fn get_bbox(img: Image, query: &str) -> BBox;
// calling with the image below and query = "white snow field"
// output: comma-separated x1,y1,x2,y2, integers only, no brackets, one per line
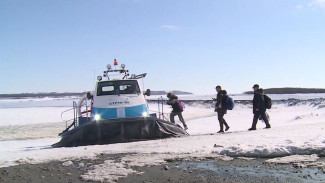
0,94,325,182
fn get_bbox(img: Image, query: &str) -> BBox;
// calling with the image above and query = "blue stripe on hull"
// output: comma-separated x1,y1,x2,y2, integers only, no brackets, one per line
92,104,148,119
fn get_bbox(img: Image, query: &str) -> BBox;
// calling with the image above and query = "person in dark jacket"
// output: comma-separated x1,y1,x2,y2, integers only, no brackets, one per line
213,86,230,133
251,84,260,115
249,87,271,130
166,93,188,130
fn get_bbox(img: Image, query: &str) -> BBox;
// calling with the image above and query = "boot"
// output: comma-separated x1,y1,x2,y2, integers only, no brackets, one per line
264,123,271,129
219,122,224,133
249,119,258,131
225,126,230,131
224,120,230,131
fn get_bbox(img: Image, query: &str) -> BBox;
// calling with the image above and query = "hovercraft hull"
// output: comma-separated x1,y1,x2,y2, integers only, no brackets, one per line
52,117,188,147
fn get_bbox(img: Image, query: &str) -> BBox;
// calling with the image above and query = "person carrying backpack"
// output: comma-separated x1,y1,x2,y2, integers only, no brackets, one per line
166,93,188,130
249,87,271,130
213,86,230,133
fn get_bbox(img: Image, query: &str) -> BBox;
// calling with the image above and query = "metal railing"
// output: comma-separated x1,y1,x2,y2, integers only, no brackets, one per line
157,96,169,121
59,101,78,136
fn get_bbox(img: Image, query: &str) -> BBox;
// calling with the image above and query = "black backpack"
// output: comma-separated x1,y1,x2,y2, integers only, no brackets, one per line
264,95,272,109
225,95,235,110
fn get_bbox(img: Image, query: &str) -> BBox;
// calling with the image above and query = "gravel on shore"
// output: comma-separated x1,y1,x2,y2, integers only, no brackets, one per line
1,154,325,183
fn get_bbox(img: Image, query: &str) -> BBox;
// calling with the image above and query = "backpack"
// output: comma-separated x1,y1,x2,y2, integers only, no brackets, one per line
264,95,272,109
178,100,185,111
225,95,235,110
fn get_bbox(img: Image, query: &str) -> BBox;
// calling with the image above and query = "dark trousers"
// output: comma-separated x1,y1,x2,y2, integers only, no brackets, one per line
217,111,229,131
251,113,270,129
170,112,186,127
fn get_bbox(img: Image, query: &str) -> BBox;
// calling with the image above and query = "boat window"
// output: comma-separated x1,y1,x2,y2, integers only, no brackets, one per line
97,82,116,96
102,86,114,92
120,85,135,94
97,80,140,96
119,81,140,94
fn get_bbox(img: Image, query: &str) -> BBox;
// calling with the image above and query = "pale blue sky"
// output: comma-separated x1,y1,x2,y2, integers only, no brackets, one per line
0,0,324,94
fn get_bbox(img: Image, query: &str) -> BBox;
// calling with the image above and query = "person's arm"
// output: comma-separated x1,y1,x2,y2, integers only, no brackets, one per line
221,95,227,109
215,93,222,108
256,95,261,111
166,100,172,105
166,99,177,105
253,94,258,111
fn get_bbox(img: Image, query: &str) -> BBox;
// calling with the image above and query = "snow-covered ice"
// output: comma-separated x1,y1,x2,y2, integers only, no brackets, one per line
0,94,324,182
146,93,325,101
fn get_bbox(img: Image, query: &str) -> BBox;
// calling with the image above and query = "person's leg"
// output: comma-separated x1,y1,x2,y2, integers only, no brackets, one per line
261,113,271,128
217,112,224,132
170,112,176,123
265,112,270,122
249,113,259,130
223,118,230,131
220,109,229,131
177,112,187,129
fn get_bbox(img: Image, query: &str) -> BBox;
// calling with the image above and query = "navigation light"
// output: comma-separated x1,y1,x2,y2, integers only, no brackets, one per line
94,114,101,121
142,112,148,117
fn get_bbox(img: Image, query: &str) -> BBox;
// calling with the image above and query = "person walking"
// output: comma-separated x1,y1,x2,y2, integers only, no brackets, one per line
214,86,230,133
166,93,188,130
249,87,271,130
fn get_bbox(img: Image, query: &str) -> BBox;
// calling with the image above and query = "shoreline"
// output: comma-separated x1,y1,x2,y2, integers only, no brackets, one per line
1,153,324,183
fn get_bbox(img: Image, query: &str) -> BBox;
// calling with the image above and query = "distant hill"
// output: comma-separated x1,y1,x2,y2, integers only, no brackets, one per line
0,90,193,99
244,88,325,94
0,92,87,99
150,90,193,95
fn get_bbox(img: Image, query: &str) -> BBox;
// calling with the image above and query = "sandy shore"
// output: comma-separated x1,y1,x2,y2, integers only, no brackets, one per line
1,153,325,183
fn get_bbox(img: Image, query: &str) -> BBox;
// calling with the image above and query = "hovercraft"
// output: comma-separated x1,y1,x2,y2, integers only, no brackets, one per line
52,60,188,147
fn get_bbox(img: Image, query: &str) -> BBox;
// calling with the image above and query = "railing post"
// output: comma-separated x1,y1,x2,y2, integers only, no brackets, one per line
158,96,161,119
73,101,77,127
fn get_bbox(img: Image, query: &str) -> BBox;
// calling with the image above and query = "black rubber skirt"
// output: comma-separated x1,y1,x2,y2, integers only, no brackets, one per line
52,117,188,147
